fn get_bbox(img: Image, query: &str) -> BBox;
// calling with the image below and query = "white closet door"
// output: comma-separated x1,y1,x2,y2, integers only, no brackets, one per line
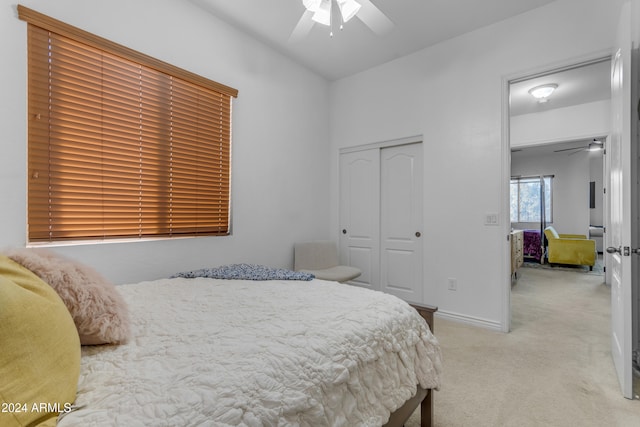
380,143,423,303
339,149,380,290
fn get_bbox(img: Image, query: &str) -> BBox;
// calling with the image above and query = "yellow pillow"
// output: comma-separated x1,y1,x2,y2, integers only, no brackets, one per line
0,255,80,427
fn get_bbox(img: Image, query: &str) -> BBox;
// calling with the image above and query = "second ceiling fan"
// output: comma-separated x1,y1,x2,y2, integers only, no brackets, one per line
553,139,604,155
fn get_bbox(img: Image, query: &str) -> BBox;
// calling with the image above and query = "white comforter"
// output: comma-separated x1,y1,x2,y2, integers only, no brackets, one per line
58,278,442,427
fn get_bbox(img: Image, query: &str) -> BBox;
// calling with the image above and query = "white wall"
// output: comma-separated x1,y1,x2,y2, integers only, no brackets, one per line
329,0,624,330
511,151,594,236
1,0,626,330
0,0,331,284
511,100,611,147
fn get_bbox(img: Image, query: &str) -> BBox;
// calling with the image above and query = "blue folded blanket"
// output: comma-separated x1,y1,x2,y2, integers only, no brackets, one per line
171,263,315,281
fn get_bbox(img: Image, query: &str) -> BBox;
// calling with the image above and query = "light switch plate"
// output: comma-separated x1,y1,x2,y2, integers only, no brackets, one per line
485,213,499,226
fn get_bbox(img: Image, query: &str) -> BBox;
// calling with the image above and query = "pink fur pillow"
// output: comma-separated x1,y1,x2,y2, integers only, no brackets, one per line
4,248,130,345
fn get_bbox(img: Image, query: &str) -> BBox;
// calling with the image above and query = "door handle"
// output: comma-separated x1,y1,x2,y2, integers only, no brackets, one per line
415,232,421,238
606,246,621,254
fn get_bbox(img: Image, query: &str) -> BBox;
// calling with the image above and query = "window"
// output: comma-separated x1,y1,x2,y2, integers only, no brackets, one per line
510,176,553,223
19,6,238,243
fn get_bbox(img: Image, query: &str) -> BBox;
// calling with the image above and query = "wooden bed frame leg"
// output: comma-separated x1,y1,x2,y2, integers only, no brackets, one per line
409,303,437,427
420,390,433,427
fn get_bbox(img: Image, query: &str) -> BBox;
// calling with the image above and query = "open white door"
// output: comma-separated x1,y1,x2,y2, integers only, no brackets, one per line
608,0,638,399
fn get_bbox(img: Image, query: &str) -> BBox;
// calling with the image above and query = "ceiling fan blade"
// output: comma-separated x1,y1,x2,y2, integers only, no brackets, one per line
554,146,588,153
356,0,394,36
288,10,315,43
568,148,587,156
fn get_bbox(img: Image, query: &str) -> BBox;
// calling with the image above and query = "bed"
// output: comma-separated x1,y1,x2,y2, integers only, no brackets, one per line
1,252,442,427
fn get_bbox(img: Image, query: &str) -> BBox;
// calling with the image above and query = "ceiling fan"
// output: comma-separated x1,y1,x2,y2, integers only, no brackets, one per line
289,0,393,42
553,139,604,155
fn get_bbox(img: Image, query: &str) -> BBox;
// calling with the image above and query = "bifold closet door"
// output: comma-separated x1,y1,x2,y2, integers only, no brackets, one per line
339,149,380,290
380,143,423,303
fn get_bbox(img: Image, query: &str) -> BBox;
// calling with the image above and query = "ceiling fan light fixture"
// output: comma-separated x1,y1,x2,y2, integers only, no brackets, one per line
311,0,332,26
303,0,322,12
337,0,361,23
528,83,558,101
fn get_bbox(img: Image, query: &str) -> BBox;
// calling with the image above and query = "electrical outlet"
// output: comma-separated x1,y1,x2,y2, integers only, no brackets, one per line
447,278,457,291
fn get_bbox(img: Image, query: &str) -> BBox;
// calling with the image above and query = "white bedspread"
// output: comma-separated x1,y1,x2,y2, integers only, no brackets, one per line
58,278,442,427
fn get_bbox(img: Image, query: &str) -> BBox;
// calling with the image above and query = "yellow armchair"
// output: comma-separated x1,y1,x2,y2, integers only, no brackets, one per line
544,226,597,270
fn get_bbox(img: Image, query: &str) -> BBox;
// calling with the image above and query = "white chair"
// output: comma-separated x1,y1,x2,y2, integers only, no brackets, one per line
294,241,361,282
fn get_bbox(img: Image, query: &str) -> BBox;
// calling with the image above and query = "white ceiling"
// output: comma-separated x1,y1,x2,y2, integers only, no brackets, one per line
190,0,557,81
187,0,612,157
509,58,612,117
510,59,612,157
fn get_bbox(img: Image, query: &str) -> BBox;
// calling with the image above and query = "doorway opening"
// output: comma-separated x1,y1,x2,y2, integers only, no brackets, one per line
503,54,612,334
504,54,636,396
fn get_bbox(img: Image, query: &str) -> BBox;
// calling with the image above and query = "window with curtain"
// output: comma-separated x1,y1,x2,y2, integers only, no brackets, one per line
510,176,553,223
19,6,238,243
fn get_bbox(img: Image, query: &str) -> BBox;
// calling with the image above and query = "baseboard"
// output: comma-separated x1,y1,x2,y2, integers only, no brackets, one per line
435,310,503,331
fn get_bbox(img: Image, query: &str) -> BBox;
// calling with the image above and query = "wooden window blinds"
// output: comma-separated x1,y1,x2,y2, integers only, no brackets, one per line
19,6,238,242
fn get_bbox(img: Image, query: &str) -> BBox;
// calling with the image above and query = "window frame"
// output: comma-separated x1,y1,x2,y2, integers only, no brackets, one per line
19,5,238,244
510,175,554,224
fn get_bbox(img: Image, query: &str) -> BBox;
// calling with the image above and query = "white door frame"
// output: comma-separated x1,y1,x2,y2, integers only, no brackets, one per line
500,51,613,333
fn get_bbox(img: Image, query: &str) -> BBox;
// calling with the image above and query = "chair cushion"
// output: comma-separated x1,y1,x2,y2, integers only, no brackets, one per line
0,255,80,427
544,226,559,239
300,265,361,282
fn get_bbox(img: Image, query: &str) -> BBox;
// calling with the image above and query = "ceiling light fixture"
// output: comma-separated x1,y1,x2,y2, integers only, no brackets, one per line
587,139,603,151
336,0,361,23
528,83,558,103
303,0,362,36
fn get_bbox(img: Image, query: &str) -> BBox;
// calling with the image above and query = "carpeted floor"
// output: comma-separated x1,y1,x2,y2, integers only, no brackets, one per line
406,266,640,426
520,254,605,275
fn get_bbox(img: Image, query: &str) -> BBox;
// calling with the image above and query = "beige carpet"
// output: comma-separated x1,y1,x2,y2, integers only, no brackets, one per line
520,253,605,275
406,267,640,426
